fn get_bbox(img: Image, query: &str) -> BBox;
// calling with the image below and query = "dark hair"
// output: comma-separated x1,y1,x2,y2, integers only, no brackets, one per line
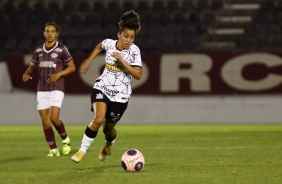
45,22,59,32
118,10,141,34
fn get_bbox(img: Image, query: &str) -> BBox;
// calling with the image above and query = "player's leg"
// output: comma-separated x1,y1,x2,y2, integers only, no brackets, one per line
49,90,71,155
71,101,107,163
83,101,107,151
37,91,59,157
99,101,128,161
99,121,117,161
50,106,71,155
38,108,60,156
103,121,117,143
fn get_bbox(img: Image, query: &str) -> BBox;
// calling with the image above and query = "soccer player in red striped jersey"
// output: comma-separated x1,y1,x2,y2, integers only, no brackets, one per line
71,10,142,163
22,22,76,157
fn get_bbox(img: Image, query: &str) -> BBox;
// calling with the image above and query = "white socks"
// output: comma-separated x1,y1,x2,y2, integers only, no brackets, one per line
79,134,94,153
79,134,115,153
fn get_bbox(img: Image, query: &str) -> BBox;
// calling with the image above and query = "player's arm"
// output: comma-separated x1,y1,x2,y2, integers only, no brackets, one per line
112,52,142,80
22,62,37,82
81,42,103,74
47,60,76,86
57,60,76,77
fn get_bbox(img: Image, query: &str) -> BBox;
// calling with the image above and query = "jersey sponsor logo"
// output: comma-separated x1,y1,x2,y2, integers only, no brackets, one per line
105,63,123,72
96,93,103,99
51,53,58,58
39,61,56,68
102,86,119,97
54,48,63,52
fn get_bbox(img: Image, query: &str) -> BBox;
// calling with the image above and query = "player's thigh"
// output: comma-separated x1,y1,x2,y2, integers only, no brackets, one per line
93,102,107,122
50,90,64,108
37,91,50,110
91,89,109,120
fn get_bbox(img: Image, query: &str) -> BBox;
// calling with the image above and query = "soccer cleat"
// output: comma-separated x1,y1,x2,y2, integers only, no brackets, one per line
71,150,85,163
99,142,114,161
47,149,60,157
62,137,71,155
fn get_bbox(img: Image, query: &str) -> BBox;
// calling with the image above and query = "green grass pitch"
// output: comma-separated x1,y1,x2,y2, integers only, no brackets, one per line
0,124,282,184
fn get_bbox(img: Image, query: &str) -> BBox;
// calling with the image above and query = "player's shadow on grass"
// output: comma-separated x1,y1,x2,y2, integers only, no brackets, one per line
74,164,121,170
72,163,154,173
1,156,35,163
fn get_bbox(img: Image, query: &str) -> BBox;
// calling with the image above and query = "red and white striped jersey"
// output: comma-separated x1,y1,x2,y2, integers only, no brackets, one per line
31,41,72,92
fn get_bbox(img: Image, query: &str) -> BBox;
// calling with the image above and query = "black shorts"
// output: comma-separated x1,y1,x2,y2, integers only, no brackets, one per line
90,88,128,123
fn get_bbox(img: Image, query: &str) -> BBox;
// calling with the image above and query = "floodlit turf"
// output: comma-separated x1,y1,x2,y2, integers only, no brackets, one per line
0,124,282,184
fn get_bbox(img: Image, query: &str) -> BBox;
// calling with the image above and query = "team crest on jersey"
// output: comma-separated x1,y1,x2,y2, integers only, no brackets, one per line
51,53,58,58
96,93,103,99
110,112,120,121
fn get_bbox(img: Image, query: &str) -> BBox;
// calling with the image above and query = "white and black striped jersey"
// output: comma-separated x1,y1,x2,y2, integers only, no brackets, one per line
93,38,142,103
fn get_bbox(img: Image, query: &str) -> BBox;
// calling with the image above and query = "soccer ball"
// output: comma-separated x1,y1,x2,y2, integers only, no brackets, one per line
121,149,145,172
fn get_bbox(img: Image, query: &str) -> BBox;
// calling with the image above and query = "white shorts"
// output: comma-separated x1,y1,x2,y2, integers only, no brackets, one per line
37,90,65,110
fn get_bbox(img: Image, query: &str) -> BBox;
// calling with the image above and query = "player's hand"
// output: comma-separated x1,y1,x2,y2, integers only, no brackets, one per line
81,60,91,74
112,52,122,61
22,74,32,82
47,73,61,86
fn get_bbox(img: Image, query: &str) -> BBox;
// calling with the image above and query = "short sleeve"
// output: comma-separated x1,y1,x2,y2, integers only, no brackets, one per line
31,47,41,64
101,39,112,50
62,46,73,63
130,46,142,67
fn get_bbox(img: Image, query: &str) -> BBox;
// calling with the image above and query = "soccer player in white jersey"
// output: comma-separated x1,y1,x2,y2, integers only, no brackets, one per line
71,10,142,163
22,22,76,156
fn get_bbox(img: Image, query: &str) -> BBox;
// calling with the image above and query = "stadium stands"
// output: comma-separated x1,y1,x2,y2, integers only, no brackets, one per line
0,0,281,57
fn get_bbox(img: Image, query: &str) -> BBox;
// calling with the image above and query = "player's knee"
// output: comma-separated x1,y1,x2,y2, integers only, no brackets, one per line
41,119,51,129
93,116,105,125
50,116,59,124
41,116,49,124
